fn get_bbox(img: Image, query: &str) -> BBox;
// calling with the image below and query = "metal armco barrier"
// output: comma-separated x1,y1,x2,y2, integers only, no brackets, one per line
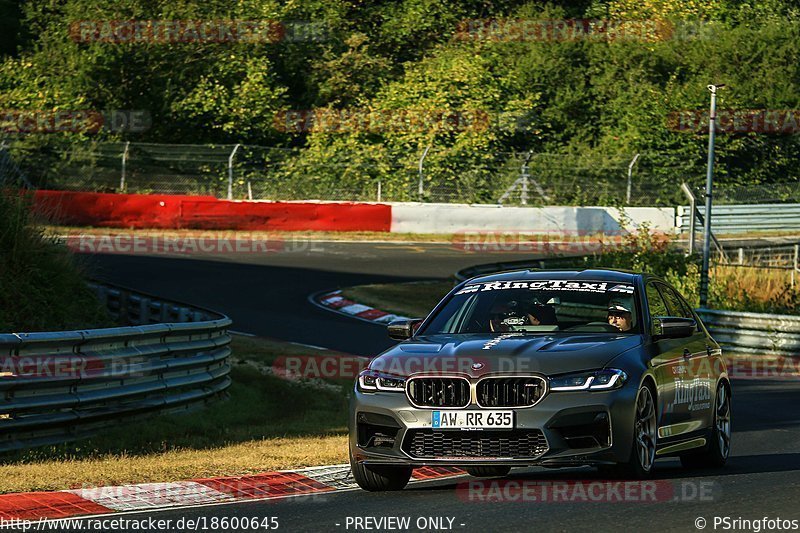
0,282,232,452
697,308,800,357
677,203,800,233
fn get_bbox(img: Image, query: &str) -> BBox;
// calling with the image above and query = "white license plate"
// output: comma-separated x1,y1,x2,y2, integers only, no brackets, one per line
431,410,514,429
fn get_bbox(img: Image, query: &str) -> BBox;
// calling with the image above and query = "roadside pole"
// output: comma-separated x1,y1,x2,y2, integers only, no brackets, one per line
700,84,723,307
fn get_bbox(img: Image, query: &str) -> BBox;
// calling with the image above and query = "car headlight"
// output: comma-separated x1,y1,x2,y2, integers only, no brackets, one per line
549,369,627,392
357,370,406,392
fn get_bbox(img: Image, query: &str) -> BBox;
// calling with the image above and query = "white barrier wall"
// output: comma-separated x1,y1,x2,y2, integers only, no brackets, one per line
389,203,676,234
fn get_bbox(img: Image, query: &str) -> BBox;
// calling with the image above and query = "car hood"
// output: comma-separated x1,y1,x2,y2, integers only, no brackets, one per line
368,333,642,378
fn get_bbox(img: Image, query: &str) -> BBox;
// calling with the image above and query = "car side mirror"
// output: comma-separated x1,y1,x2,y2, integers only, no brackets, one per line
653,316,696,339
387,319,424,340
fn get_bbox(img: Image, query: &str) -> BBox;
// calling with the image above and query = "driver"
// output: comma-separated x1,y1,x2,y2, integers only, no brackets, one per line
607,299,633,332
489,298,556,332
488,298,535,332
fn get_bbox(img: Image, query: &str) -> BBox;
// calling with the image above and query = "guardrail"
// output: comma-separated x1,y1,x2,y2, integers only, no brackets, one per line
454,260,798,357
677,203,800,234
0,282,232,452
697,308,800,357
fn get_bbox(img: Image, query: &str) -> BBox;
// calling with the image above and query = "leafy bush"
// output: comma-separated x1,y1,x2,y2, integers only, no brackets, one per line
0,191,110,332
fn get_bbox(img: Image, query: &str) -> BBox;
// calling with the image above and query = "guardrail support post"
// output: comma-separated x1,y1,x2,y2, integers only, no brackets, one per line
139,297,150,325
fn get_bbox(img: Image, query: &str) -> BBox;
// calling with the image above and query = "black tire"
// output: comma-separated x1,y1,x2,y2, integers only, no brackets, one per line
465,466,512,478
350,453,412,491
598,383,658,479
680,382,731,469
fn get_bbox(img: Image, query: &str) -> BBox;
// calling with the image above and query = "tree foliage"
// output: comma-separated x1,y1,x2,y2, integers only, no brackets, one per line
2,0,800,201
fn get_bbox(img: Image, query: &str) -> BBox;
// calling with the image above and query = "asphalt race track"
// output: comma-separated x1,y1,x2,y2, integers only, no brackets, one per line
79,241,800,532
81,240,542,356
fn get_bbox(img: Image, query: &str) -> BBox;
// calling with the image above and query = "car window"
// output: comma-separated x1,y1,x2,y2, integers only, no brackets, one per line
645,283,668,318
657,284,694,320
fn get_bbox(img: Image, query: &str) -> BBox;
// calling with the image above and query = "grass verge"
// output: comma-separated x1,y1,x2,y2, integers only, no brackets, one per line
0,335,354,494
341,281,452,318
48,225,458,243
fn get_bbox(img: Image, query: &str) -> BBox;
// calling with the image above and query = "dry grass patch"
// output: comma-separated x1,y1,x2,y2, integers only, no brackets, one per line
0,436,347,493
341,281,453,318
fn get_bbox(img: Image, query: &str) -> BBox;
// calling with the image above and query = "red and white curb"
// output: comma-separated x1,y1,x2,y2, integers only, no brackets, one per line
0,465,465,521
312,290,409,324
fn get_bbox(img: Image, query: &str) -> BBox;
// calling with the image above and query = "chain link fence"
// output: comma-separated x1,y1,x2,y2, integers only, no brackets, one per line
0,142,33,188
3,139,798,207
711,182,800,205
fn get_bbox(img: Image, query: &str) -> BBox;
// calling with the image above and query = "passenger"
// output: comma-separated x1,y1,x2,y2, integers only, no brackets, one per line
607,299,633,332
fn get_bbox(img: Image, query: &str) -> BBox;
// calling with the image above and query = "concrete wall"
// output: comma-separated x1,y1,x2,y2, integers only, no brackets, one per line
390,203,676,234
34,191,676,234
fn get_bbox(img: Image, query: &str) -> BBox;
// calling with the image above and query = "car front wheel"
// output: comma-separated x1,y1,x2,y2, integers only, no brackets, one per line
599,383,657,479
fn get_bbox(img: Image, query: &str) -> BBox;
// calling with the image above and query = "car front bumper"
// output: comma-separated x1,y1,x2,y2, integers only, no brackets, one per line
349,383,638,467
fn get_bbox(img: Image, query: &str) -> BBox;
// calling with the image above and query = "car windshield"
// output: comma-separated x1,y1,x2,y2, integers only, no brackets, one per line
421,279,640,335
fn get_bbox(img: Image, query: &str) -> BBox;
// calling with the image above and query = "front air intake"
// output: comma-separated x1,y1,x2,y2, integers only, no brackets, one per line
406,377,471,408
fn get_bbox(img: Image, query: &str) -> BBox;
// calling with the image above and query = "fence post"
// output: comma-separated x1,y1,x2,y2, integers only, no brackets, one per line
418,144,431,201
120,141,130,193
377,179,382,202
626,153,640,205
227,144,241,200
520,152,531,205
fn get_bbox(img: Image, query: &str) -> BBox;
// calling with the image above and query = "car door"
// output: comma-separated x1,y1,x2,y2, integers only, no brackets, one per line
644,282,685,438
656,283,715,433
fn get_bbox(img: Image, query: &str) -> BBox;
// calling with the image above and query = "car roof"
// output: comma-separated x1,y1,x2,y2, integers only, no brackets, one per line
466,268,641,285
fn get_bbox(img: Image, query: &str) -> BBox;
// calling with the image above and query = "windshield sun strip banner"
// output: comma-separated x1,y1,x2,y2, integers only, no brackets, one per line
455,280,634,295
